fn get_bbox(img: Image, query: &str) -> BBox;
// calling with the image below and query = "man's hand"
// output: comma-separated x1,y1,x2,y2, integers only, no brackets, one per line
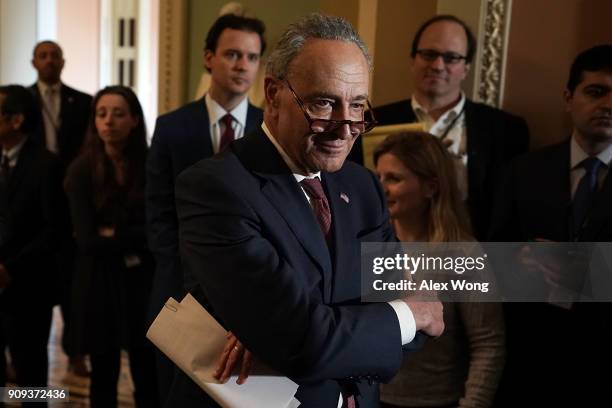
98,227,115,237
213,331,253,385
0,264,12,289
403,300,444,337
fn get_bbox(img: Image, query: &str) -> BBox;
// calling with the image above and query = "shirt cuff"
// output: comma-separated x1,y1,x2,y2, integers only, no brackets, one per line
388,300,416,345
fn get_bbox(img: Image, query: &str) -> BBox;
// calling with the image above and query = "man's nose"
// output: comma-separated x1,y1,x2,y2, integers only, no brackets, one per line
234,56,248,70
430,55,446,70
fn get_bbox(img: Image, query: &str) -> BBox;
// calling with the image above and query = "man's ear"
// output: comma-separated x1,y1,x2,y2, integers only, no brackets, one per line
203,50,213,71
461,63,471,80
564,88,573,112
10,114,25,132
264,77,282,110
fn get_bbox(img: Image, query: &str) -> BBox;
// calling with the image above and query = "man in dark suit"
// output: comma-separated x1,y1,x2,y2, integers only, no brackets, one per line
30,40,92,169
146,14,266,405
0,85,68,407
350,15,529,240
29,40,92,375
170,14,444,408
489,45,612,406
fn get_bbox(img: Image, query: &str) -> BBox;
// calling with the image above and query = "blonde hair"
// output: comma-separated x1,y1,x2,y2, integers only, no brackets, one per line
373,131,473,242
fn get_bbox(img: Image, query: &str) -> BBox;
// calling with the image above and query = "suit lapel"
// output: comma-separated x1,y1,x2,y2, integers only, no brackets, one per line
195,97,214,156
245,103,262,134
233,129,333,299
580,161,612,240
323,172,351,302
543,142,572,240
465,100,488,200
6,137,34,197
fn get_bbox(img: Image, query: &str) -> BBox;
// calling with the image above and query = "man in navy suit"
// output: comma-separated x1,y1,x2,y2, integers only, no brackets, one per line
0,85,68,407
145,13,266,405
171,14,444,408
29,40,92,376
29,40,92,169
490,45,612,406
349,15,529,240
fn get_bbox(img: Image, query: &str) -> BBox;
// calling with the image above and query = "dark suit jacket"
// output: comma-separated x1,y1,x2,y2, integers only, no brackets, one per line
173,127,423,407
0,179,9,248
349,98,529,240
145,98,263,318
0,136,68,307
29,83,92,169
489,139,612,406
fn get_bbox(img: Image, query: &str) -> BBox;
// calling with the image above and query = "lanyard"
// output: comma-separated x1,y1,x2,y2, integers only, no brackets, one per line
438,105,465,141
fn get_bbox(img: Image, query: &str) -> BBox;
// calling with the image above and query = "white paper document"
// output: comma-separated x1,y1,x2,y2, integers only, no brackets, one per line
147,294,299,407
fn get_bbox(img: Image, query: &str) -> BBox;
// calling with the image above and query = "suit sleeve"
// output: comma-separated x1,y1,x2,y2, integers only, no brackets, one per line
505,115,530,160
0,179,9,247
145,117,185,301
4,156,67,273
176,168,403,383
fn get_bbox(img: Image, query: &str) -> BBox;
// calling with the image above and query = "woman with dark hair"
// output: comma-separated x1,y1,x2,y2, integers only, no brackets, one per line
374,132,505,408
65,86,158,408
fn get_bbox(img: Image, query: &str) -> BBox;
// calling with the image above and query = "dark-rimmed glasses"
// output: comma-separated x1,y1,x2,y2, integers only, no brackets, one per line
285,80,377,136
415,49,467,65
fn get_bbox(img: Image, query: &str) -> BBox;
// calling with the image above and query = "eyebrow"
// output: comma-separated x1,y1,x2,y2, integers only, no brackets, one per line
304,91,369,101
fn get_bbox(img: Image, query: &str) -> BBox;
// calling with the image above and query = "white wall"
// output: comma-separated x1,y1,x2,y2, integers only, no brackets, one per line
0,0,38,85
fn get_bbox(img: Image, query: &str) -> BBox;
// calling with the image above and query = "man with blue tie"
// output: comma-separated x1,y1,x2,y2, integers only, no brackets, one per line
170,13,444,408
145,13,266,405
490,44,612,406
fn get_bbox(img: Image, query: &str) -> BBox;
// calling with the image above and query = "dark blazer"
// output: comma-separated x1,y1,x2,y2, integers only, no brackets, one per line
29,83,92,169
0,136,68,305
349,98,529,240
0,178,9,248
489,139,612,406
146,98,263,318
171,127,425,407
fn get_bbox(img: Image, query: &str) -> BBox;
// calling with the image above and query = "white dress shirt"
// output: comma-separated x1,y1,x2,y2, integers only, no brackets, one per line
1,136,28,170
569,134,612,198
205,94,249,154
37,81,61,154
412,94,469,200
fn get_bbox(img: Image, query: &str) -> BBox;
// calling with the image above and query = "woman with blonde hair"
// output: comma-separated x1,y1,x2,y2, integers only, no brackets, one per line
374,131,505,408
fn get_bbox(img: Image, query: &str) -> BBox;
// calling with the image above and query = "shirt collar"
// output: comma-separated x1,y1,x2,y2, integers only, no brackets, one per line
570,132,612,169
2,136,28,163
205,93,248,128
411,92,466,121
37,80,61,95
260,122,321,182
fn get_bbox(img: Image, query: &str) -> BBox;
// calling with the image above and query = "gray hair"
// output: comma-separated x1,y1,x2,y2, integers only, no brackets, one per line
266,13,372,79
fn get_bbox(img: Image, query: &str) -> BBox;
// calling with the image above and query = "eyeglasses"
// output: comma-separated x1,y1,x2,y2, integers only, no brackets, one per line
284,80,377,136
415,49,467,65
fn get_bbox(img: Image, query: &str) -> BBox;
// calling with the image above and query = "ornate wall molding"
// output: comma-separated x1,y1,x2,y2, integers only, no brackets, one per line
158,0,187,115
478,0,512,107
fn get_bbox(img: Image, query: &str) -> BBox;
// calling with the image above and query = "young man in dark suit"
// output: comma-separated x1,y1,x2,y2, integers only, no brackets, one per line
169,14,443,408
29,40,92,376
350,15,529,240
0,85,69,406
145,14,266,405
490,44,612,406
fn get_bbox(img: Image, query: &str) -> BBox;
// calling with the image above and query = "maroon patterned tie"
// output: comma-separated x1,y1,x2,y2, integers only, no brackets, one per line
219,114,235,152
300,178,332,245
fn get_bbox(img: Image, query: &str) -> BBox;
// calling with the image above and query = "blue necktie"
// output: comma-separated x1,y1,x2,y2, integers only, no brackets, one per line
572,157,603,237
